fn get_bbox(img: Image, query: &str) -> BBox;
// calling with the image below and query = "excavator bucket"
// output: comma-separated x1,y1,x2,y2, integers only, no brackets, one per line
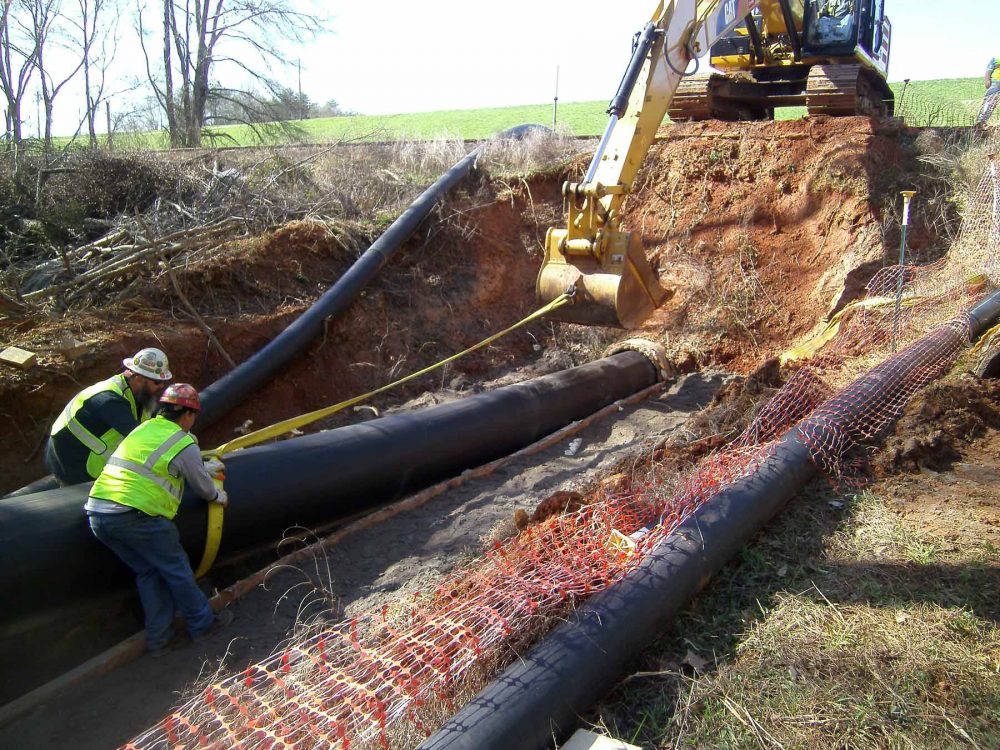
536,227,669,329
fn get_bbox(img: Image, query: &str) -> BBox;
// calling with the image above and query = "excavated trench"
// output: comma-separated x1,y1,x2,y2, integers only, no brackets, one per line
0,117,981,747
0,117,941,494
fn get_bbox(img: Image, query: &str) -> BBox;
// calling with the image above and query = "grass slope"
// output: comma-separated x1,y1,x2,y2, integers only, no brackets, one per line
589,482,1000,749
104,77,986,150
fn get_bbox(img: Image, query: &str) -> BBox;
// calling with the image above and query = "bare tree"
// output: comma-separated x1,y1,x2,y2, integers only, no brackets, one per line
74,0,116,148
25,0,85,150
138,0,323,148
0,0,38,144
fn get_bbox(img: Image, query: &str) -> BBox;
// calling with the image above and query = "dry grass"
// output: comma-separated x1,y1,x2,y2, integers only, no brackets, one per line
0,130,589,315
588,485,1000,750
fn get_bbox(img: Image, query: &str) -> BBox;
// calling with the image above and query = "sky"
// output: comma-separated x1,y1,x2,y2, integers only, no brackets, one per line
293,0,1000,116
32,0,1000,136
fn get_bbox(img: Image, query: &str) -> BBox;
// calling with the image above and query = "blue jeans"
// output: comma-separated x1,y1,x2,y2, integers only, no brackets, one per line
979,82,1000,125
89,511,215,649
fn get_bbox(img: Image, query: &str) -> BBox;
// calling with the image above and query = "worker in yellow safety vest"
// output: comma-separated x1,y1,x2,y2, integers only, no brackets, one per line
977,57,1000,127
86,383,232,656
45,347,172,485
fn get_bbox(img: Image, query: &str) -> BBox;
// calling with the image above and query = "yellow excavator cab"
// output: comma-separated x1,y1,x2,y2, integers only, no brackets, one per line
536,224,668,329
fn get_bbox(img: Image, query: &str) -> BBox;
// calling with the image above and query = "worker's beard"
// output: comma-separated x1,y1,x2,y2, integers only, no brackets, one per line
140,387,161,416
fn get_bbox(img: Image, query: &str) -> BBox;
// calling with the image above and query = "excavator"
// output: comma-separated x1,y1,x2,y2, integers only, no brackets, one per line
672,0,893,120
537,0,892,329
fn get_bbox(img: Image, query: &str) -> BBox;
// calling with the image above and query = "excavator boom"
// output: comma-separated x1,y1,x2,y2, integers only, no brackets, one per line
538,0,764,328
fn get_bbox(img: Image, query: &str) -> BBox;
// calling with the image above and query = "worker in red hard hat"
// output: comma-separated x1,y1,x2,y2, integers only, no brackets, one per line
45,347,173,486
86,383,233,657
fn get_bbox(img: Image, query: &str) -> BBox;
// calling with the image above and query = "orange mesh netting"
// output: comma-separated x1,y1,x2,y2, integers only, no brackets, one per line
124,139,1000,750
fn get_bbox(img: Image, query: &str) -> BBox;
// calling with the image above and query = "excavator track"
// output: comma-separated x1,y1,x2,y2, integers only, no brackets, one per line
806,64,893,118
668,74,715,121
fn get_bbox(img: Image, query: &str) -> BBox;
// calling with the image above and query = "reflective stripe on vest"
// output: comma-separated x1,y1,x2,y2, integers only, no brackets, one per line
90,418,195,519
50,374,142,479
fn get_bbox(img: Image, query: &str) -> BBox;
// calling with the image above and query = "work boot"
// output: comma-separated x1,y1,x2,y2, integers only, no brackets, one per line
148,633,184,658
192,608,234,642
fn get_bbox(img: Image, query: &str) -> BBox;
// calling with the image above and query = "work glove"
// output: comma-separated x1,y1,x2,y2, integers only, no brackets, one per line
212,488,229,508
203,457,226,477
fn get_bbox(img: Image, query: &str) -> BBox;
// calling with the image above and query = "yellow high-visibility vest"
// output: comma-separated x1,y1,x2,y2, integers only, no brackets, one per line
50,374,150,479
90,417,194,519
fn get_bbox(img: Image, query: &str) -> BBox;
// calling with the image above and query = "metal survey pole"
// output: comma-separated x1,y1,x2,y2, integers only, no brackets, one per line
552,65,559,129
892,190,916,351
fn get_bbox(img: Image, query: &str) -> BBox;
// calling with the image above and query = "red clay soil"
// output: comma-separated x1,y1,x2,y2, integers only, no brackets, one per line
0,117,925,494
627,116,921,371
0,175,564,493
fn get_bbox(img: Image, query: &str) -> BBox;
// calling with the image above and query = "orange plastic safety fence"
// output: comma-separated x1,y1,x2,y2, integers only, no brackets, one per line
123,138,1000,750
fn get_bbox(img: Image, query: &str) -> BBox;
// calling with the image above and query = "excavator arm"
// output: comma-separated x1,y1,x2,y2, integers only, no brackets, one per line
537,0,763,327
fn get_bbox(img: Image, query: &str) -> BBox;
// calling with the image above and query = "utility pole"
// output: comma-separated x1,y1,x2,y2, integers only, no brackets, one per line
298,58,304,120
552,65,559,129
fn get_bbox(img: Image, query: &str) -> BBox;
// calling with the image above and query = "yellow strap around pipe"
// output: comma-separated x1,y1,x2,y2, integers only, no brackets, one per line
780,274,989,365
193,502,224,578
970,320,1000,356
192,291,572,575
779,293,925,365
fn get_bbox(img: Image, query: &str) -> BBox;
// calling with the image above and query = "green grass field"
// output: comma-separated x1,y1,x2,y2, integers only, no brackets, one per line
104,77,986,150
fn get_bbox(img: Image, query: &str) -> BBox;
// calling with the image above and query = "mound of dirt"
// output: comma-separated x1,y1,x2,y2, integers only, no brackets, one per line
0,174,566,492
874,375,1000,475
628,117,937,372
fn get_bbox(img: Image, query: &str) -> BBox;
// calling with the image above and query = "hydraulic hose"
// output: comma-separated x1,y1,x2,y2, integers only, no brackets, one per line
418,289,1000,750
0,350,659,640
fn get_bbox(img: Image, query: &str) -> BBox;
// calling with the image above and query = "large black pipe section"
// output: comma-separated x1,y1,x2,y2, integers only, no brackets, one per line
196,124,546,429
3,125,546,499
419,290,1000,750
0,350,658,635
418,432,816,750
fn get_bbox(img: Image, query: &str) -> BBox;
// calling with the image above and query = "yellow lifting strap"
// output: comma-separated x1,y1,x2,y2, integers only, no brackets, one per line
779,293,925,365
780,274,988,365
970,319,1000,357
191,291,573,577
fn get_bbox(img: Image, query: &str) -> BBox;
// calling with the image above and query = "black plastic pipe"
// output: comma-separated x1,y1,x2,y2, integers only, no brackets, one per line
4,125,546,498
419,290,1000,750
417,432,816,750
0,350,658,635
196,124,546,429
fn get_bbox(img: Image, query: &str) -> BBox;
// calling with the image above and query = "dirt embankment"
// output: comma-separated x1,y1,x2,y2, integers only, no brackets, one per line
0,117,937,494
629,117,942,371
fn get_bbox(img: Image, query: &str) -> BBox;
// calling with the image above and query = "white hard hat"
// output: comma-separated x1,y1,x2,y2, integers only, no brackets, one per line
123,347,172,381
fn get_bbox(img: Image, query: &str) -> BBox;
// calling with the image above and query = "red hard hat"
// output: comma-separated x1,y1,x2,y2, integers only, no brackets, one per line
159,383,201,411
